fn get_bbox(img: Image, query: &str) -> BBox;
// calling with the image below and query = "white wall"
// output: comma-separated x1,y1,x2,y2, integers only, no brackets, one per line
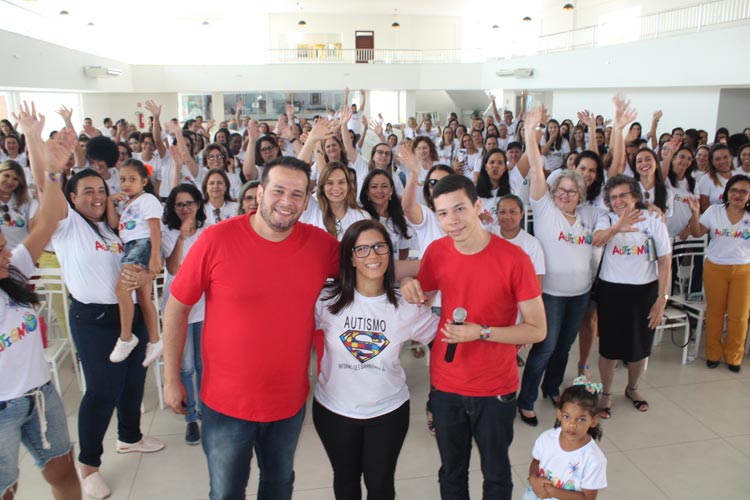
81,93,179,131
551,88,721,134
716,89,750,133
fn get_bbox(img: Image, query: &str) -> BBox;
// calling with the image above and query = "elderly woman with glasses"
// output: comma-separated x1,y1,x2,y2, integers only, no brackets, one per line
517,108,604,427
592,175,672,417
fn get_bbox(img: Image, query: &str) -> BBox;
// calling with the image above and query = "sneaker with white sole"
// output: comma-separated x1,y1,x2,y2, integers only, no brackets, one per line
115,436,165,454
142,339,163,367
78,469,111,499
109,335,139,363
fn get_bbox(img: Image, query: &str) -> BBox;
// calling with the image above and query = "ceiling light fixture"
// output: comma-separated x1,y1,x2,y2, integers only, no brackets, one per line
59,10,69,15
523,16,532,21
297,2,306,26
492,24,499,29
391,8,400,28
563,3,575,11
87,22,94,26
202,20,209,26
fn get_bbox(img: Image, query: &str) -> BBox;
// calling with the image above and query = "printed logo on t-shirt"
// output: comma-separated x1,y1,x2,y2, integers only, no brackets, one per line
538,463,579,492
0,310,38,353
119,205,140,232
339,316,389,364
714,227,750,240
673,193,694,204
611,244,649,256
95,240,124,253
0,215,26,228
558,231,593,245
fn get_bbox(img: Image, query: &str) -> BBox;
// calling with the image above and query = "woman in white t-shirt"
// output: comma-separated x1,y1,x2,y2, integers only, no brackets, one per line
0,126,81,500
301,162,368,240
161,184,207,444
694,145,710,182
539,119,571,173
359,169,413,260
313,219,439,500
368,143,405,197
203,143,241,201
0,160,38,251
632,148,673,219
1,134,27,167
21,108,163,498
697,144,735,212
592,175,672,418
202,168,239,226
410,137,441,206
476,148,511,232
241,121,282,182
664,146,698,238
687,174,750,372
518,112,603,427
437,127,458,165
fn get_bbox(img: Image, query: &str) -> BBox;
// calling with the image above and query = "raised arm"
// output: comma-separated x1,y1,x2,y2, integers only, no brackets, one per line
15,102,47,193
687,198,709,237
57,105,85,168
524,106,550,202
370,119,386,143
169,121,199,178
577,110,599,153
144,100,167,159
659,134,682,180
298,120,336,164
339,105,357,162
397,145,425,225
235,97,243,131
608,95,637,178
357,115,369,150
359,88,366,112
647,110,662,150
490,93,502,123
242,119,261,180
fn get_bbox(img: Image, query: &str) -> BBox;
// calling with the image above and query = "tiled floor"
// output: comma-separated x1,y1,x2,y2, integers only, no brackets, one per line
15,338,750,500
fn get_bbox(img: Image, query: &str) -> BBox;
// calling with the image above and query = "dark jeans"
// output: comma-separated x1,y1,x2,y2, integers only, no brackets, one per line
69,299,147,467
518,292,590,411
313,399,409,500
202,402,305,500
429,388,516,500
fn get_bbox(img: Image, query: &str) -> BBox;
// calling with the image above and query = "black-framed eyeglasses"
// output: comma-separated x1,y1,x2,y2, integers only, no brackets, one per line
206,154,225,161
0,204,10,222
353,242,390,258
374,149,391,156
555,188,579,198
260,146,276,153
427,178,440,187
175,201,196,210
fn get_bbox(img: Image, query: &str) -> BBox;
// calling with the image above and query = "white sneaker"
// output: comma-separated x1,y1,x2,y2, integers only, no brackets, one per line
78,469,111,499
115,436,165,454
142,339,163,367
109,336,139,363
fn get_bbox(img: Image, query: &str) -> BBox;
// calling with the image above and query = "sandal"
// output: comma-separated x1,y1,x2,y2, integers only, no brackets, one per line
577,364,591,378
625,385,649,412
598,392,612,419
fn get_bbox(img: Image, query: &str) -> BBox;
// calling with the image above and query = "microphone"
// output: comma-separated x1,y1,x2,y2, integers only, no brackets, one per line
444,307,467,363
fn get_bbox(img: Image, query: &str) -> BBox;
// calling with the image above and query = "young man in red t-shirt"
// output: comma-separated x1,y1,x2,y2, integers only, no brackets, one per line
162,157,339,500
401,174,546,500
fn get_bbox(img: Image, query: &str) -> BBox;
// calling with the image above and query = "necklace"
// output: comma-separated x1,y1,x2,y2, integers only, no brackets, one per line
561,208,576,218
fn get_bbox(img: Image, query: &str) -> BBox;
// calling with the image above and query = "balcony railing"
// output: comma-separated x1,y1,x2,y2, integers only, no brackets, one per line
266,0,750,64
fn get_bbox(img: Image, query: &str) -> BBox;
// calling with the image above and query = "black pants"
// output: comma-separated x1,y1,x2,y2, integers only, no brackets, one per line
313,399,410,500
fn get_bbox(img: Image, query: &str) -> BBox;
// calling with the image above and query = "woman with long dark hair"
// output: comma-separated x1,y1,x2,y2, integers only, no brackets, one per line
697,144,735,212
313,220,438,500
539,119,571,173
202,168,238,226
0,160,37,251
162,184,208,444
476,148,511,231
359,169,412,260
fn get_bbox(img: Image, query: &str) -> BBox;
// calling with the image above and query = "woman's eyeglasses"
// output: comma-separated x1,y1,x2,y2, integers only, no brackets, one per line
353,242,390,258
260,146,277,153
555,188,579,198
175,201,197,210
427,178,440,187
206,154,225,161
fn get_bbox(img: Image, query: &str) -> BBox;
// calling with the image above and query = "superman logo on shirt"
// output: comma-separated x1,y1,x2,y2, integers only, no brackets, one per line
340,330,390,363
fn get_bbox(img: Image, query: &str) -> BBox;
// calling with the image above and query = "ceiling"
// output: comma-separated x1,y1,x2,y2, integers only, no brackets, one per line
0,0,683,65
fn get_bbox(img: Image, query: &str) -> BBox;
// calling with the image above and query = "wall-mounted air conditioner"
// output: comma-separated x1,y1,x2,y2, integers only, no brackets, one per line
83,66,123,78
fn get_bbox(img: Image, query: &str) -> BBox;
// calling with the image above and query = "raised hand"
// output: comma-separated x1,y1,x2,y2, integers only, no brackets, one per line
237,97,243,110
45,128,77,172
308,120,337,142
285,103,295,117
613,94,636,130
370,119,383,136
339,104,353,124
166,120,182,137
13,101,46,140
397,144,420,176
144,100,161,118
577,110,596,129
56,105,73,123
613,209,646,233
524,105,547,138
168,144,184,167
248,119,261,141
687,196,700,215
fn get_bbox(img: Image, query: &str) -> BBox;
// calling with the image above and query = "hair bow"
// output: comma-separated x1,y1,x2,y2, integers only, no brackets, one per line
573,375,602,395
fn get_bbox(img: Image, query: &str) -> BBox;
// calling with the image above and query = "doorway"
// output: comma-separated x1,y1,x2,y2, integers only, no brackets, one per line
355,31,374,63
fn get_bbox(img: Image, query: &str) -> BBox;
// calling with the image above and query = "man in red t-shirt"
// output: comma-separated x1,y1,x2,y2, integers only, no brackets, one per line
162,157,339,500
401,174,546,500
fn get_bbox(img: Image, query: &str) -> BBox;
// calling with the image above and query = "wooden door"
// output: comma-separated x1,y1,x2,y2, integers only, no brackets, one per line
355,31,374,63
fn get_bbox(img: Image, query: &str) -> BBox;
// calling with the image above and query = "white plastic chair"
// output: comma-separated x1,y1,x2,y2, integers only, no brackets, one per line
30,267,83,395
667,235,707,363
151,272,166,410
523,204,534,235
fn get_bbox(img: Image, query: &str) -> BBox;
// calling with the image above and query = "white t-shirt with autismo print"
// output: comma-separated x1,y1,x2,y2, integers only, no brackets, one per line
532,427,608,494
314,290,439,419
0,193,38,251
700,204,750,265
0,244,50,401
117,192,163,243
52,208,124,304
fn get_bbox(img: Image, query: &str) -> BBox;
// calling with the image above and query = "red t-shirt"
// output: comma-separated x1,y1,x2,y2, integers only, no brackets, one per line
417,234,541,396
170,216,339,421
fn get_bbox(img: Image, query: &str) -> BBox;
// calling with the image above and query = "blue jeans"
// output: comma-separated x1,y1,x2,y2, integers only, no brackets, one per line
70,299,147,467
429,388,516,500
180,321,204,423
518,292,590,411
202,402,305,500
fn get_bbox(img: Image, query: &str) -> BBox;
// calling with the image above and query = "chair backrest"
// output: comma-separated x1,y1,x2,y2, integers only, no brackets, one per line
671,235,707,299
523,204,534,235
29,267,72,340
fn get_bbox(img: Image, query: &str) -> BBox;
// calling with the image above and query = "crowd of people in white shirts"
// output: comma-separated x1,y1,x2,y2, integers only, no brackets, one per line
2,89,750,500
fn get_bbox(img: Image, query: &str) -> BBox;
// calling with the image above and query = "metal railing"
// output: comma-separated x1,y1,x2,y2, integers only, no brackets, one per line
266,0,750,64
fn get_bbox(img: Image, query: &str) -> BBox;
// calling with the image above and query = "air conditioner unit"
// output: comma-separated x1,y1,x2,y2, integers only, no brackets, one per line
83,66,122,78
495,68,535,78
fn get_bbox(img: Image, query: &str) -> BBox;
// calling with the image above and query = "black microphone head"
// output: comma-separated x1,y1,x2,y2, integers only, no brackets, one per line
452,307,467,324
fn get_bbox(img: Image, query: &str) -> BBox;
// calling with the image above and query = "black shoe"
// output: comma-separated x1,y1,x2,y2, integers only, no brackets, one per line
706,360,720,369
185,422,201,445
518,408,538,427
728,364,741,373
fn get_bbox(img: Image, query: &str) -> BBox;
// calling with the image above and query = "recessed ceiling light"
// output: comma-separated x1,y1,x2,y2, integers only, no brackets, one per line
492,24,499,29
59,10,69,15
87,22,94,26
202,21,209,26
523,16,532,21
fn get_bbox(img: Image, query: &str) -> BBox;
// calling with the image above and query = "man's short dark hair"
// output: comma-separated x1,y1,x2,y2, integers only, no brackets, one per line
261,156,311,187
103,117,112,126
506,141,522,151
86,136,119,168
432,174,478,205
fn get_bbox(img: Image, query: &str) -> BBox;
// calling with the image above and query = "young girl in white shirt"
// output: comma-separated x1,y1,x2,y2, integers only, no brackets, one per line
107,159,164,366
525,378,608,500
